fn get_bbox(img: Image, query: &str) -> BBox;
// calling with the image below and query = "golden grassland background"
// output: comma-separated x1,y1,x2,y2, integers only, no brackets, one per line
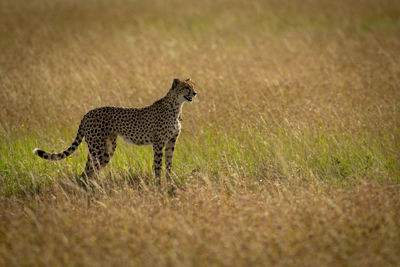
0,0,400,265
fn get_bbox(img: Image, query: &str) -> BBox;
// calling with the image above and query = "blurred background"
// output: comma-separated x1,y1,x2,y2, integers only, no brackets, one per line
1,0,399,130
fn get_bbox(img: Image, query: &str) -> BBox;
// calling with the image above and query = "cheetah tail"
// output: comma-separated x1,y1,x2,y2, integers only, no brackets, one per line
33,126,84,161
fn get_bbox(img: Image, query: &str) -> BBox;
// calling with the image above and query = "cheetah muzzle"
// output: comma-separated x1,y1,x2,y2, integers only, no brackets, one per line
33,78,198,183
184,95,193,102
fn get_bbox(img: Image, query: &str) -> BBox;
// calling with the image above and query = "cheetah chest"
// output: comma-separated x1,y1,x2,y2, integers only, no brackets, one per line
162,117,181,140
171,118,181,135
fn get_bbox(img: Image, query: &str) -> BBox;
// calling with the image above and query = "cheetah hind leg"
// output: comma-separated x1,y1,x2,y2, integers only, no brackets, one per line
101,133,117,169
78,135,117,188
79,138,106,185
78,152,102,188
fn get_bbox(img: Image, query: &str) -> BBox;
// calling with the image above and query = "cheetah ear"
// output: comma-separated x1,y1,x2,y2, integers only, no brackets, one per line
172,78,180,89
185,78,191,82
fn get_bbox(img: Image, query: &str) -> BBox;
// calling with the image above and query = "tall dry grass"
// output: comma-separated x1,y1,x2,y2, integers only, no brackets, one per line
1,180,400,266
1,0,400,265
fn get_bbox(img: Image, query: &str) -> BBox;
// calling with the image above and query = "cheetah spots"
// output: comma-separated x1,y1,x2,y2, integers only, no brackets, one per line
36,78,196,178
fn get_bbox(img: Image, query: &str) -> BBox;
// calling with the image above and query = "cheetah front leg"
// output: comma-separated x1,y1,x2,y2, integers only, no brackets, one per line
152,143,164,184
165,134,178,180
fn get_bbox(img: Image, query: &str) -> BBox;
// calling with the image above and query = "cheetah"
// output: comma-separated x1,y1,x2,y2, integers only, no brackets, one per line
33,78,197,182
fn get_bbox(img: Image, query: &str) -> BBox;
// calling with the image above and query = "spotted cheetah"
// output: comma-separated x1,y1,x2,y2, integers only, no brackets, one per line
33,78,197,182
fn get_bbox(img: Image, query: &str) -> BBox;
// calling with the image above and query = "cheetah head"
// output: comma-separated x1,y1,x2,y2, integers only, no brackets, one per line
170,78,197,103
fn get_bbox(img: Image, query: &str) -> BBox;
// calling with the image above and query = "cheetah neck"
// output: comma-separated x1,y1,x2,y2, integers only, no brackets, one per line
160,94,185,119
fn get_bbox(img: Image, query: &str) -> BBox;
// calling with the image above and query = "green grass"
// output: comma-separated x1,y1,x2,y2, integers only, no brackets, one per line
1,119,398,196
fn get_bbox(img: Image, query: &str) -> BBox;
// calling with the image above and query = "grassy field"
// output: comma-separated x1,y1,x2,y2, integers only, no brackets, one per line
1,0,400,265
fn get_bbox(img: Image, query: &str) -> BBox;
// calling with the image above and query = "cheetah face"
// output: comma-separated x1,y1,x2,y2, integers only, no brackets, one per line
171,78,197,103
